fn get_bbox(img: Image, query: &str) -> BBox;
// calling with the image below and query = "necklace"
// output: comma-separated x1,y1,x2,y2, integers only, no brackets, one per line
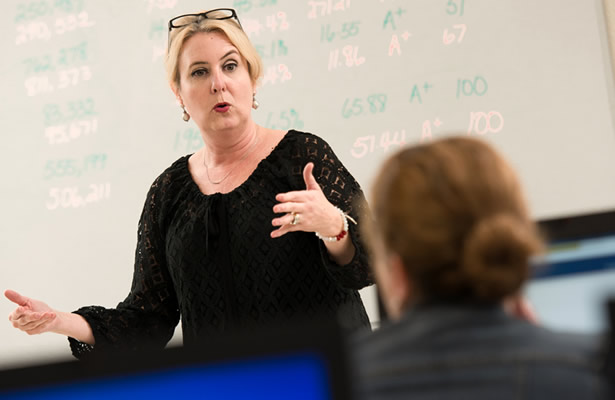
203,128,260,185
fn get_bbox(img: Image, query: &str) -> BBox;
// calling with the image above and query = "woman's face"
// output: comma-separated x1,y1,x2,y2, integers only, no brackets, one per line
176,31,255,135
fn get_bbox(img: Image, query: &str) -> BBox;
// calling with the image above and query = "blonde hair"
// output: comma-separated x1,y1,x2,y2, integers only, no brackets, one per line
366,136,544,303
165,10,263,91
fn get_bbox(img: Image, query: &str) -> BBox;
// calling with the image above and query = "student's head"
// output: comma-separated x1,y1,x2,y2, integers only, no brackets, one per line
365,136,544,319
165,8,263,93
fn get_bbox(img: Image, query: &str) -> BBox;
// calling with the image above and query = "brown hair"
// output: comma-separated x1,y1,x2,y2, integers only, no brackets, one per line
165,10,263,91
366,136,544,304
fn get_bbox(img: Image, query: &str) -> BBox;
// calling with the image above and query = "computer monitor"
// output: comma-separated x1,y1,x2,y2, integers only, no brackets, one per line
0,318,352,399
526,209,615,334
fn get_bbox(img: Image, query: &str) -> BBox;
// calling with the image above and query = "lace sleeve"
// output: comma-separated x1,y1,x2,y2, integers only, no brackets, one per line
69,174,180,359
302,133,375,290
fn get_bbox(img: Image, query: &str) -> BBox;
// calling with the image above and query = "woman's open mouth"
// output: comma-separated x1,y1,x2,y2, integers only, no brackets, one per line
214,102,230,112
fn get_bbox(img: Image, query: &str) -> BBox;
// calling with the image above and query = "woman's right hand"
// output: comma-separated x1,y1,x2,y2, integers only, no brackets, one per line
5,289,58,335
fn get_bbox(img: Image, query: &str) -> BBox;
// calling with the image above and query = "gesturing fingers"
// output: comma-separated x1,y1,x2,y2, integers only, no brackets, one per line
272,162,339,239
271,210,303,238
272,201,303,215
5,290,29,307
10,311,56,334
302,162,321,192
10,309,41,323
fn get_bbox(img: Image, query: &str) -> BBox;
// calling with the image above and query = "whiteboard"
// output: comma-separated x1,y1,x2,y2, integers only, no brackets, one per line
1,0,615,368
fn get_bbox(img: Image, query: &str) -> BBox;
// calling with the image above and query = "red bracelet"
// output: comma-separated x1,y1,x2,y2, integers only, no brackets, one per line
335,230,347,241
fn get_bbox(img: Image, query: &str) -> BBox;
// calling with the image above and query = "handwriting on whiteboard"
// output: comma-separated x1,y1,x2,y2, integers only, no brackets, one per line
46,183,111,210
43,154,107,180
15,12,95,45
308,0,351,19
44,118,98,145
24,66,92,96
342,94,387,119
14,0,86,22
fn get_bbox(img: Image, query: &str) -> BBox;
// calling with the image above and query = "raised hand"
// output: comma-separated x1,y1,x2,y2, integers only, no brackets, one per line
271,162,343,239
5,289,58,335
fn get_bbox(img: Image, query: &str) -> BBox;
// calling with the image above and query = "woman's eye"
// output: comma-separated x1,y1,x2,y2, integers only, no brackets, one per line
224,63,237,72
191,68,207,77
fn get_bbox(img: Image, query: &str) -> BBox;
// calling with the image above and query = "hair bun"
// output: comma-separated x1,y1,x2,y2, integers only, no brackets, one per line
461,213,542,301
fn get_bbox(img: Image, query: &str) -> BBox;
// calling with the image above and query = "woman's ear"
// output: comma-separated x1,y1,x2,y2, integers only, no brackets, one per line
384,253,413,320
170,83,181,104
503,293,539,324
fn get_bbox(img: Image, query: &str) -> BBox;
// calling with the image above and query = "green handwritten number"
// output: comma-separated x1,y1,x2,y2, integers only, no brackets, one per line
66,159,78,177
456,76,488,99
57,48,69,66
255,45,265,59
342,95,387,119
34,1,50,19
175,128,203,152
340,21,360,39
367,95,379,113
26,2,38,21
80,153,105,174
352,99,363,116
67,99,90,121
44,160,55,180
233,0,251,13
341,98,353,119
44,159,72,179
265,112,275,129
41,55,53,73
265,109,301,129
446,0,464,16
77,41,87,62
321,24,335,42
173,128,203,152
341,98,364,119
83,97,96,116
290,109,304,129
367,94,387,113
279,111,291,130
174,131,181,151
15,4,26,23
56,160,68,177
43,104,62,126
190,129,203,151
67,101,81,121
73,0,86,13
54,0,68,13
276,40,288,57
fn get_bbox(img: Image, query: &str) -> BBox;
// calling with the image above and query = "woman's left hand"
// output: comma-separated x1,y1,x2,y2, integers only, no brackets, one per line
271,162,343,239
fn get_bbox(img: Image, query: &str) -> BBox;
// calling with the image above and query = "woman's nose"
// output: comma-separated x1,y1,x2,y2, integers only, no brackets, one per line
210,70,226,93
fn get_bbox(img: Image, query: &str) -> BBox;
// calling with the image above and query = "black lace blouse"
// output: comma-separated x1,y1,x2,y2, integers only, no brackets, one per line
69,130,374,357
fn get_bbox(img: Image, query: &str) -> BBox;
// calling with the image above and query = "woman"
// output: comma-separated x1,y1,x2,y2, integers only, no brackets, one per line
6,8,373,356
353,136,608,399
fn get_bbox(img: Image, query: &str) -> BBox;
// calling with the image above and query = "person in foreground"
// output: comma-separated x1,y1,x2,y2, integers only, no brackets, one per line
352,136,609,399
5,8,372,357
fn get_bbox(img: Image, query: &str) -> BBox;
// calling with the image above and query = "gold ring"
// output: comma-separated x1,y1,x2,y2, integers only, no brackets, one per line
290,212,300,225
